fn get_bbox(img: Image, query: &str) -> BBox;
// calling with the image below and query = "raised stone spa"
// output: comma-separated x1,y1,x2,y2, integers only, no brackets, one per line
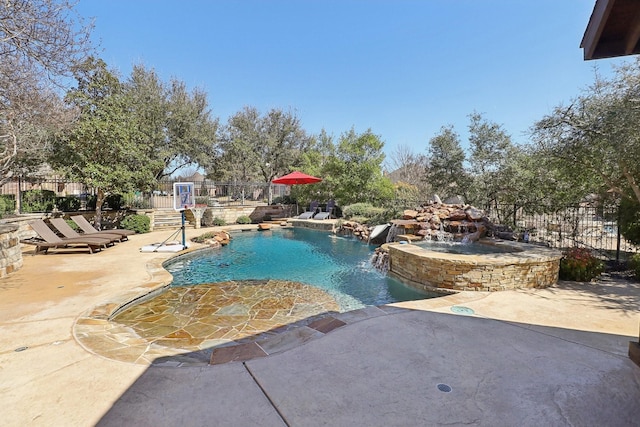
385,239,561,292
368,202,562,293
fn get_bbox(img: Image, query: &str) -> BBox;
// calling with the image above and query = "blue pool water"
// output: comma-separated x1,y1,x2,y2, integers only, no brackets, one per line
165,228,437,311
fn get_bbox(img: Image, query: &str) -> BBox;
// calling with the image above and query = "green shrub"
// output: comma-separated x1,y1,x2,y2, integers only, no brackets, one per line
104,194,124,210
628,253,640,280
126,193,151,209
619,196,640,246
64,219,80,231
559,247,604,282
21,189,56,212
394,182,421,202
0,195,15,217
120,214,150,234
121,192,138,208
56,196,81,212
342,203,386,224
236,215,252,224
348,215,369,225
367,207,401,225
212,217,226,226
342,203,375,218
193,231,217,243
272,195,296,205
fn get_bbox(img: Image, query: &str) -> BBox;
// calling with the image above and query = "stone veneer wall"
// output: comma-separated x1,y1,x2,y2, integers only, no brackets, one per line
0,224,23,277
387,240,561,292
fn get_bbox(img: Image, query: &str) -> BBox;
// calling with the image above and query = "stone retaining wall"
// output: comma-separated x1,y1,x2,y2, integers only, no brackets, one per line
288,219,336,231
185,205,294,227
388,240,561,292
0,224,23,277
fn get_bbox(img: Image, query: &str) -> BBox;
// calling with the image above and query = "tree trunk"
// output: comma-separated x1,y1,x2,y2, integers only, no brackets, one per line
95,188,105,230
622,168,640,206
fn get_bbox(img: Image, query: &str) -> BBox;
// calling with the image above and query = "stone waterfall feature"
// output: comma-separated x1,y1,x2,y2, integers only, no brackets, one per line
370,203,493,273
395,203,489,243
344,202,562,292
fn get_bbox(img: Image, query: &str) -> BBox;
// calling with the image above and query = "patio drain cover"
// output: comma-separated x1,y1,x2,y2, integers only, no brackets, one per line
437,383,452,393
451,306,475,315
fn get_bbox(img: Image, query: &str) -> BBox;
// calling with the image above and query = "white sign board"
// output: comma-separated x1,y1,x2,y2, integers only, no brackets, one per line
173,182,195,211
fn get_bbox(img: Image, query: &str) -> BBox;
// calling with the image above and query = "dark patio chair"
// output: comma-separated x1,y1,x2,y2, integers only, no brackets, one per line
20,219,109,254
50,218,122,245
71,215,135,239
314,200,336,220
298,201,319,219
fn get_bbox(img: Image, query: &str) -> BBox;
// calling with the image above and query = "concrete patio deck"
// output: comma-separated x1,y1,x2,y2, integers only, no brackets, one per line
1,226,639,426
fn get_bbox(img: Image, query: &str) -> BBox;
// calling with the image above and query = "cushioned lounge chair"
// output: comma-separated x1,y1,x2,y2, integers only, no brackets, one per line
298,201,319,219
71,215,135,239
314,200,336,220
50,218,123,245
21,219,109,254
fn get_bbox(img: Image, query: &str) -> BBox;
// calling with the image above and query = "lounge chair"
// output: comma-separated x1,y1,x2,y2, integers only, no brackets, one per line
71,215,135,239
50,218,122,245
314,200,336,220
298,201,319,219
21,219,109,254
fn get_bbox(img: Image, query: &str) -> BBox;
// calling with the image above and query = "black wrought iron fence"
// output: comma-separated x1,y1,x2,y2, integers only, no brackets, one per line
0,177,90,213
485,203,638,260
0,177,290,212
370,198,638,260
142,180,289,209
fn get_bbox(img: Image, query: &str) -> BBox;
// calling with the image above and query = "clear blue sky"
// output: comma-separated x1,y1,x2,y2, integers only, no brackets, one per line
76,0,628,160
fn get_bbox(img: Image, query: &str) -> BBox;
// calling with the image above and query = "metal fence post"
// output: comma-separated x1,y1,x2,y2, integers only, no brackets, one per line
616,206,622,262
16,176,22,214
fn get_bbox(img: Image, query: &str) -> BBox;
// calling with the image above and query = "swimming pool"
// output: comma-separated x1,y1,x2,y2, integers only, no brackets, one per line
165,227,437,311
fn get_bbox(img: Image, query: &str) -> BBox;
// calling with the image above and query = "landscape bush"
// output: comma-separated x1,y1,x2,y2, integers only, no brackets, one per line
56,196,81,212
236,215,252,224
212,217,226,226
272,195,296,205
64,218,80,231
619,196,640,246
104,194,124,210
0,195,15,217
559,247,604,282
193,231,217,243
628,253,640,280
342,203,389,225
21,189,56,213
120,214,150,233
342,203,380,218
367,207,401,225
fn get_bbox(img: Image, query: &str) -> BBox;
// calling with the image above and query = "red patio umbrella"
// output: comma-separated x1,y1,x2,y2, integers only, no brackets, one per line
272,171,322,215
271,171,322,185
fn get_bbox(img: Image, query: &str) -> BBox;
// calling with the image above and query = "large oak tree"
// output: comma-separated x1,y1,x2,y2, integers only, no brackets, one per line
51,57,163,227
532,59,640,206
0,0,93,184
127,65,219,180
